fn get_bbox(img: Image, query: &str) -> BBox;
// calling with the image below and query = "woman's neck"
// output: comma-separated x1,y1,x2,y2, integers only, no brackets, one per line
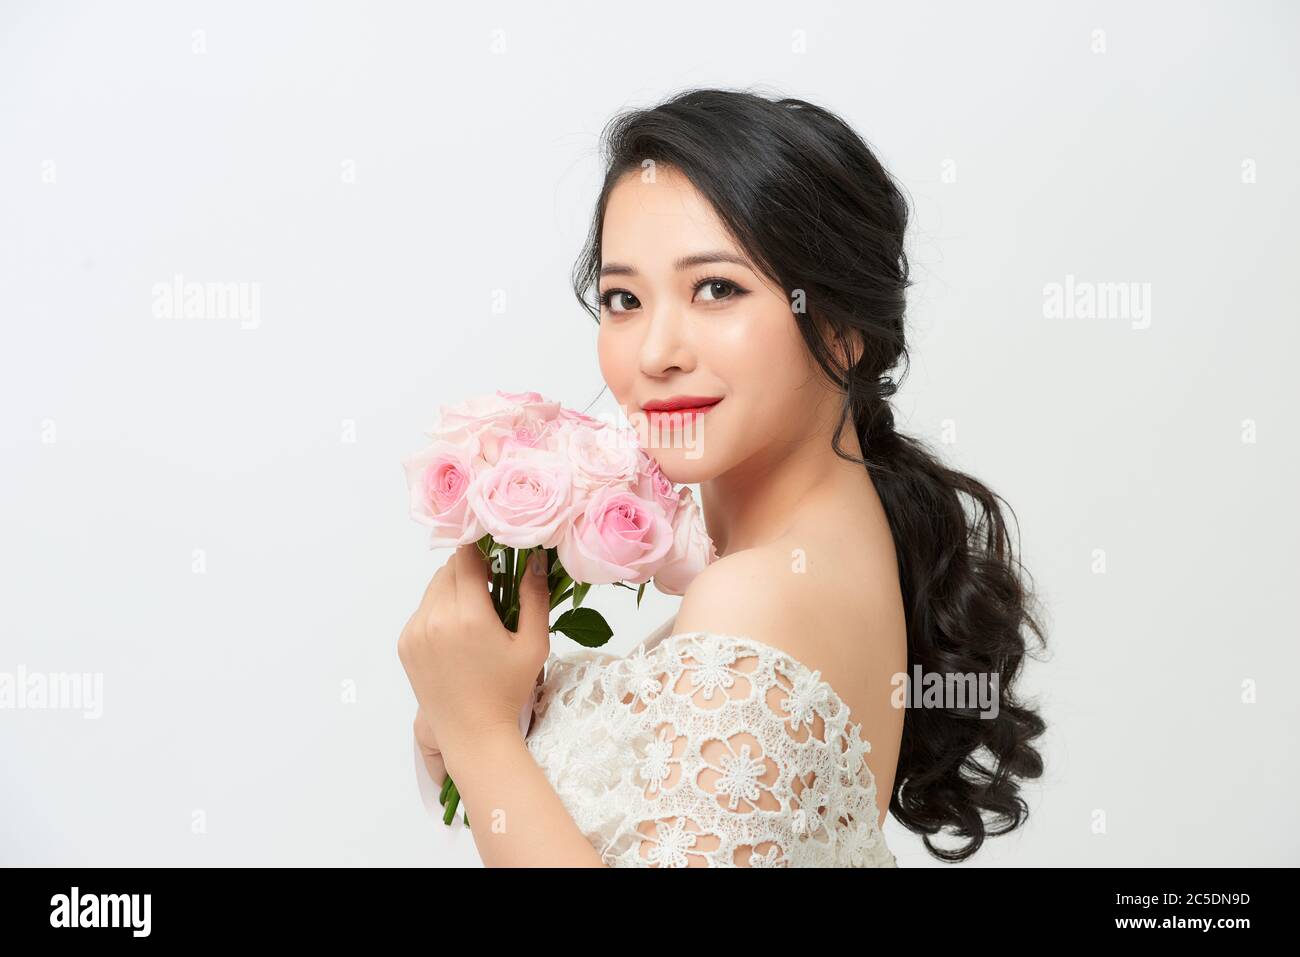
700,414,867,558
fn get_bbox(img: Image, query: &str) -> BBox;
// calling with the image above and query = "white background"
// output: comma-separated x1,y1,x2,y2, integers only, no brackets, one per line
2,0,1297,866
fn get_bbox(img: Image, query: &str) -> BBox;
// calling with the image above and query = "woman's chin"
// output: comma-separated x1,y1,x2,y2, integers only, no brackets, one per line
647,448,718,486
635,408,725,485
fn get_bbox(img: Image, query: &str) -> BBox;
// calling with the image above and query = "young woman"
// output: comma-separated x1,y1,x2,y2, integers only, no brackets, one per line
400,88,1047,867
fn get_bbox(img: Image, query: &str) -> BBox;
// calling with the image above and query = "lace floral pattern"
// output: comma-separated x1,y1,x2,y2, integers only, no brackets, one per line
525,630,897,868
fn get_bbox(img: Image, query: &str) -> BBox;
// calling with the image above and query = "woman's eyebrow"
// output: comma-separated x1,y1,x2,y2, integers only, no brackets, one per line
600,251,750,277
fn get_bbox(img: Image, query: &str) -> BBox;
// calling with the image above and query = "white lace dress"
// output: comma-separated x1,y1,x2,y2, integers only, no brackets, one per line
523,615,897,868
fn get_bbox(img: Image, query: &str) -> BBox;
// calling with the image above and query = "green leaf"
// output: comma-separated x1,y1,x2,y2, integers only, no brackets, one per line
636,582,646,608
551,607,614,648
572,581,592,608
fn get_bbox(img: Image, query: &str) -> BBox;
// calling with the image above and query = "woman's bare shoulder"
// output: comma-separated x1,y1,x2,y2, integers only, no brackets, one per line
674,531,904,679
674,534,906,808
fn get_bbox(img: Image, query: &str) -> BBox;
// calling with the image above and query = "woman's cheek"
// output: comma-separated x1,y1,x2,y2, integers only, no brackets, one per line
595,328,616,395
595,328,627,404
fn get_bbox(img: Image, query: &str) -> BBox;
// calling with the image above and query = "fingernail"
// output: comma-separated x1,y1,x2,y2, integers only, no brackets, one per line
529,552,545,576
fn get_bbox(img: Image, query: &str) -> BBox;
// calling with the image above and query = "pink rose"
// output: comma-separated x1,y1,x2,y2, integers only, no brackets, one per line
634,449,680,525
557,486,674,585
565,422,641,492
496,389,562,424
402,437,486,548
493,416,565,462
426,390,562,463
652,486,718,596
467,447,578,548
557,406,606,428
426,392,518,441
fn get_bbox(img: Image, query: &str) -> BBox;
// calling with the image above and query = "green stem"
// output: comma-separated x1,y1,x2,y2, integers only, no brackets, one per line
504,546,543,630
443,780,460,825
549,572,573,608
506,547,519,625
513,546,526,611
490,545,504,617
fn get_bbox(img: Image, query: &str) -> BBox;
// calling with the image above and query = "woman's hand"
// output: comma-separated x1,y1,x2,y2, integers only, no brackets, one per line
412,664,545,789
413,706,446,785
398,543,552,765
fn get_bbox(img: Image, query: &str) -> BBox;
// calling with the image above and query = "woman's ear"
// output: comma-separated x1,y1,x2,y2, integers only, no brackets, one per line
828,324,865,370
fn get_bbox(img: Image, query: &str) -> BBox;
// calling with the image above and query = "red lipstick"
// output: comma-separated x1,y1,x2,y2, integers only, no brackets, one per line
641,395,722,426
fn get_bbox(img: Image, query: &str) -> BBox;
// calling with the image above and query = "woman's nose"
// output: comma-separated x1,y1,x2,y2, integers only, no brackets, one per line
638,303,695,378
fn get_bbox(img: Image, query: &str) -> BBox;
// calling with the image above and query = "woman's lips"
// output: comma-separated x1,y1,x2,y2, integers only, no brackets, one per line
643,399,722,426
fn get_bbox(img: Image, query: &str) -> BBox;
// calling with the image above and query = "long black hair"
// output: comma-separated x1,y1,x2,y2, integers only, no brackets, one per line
571,86,1048,863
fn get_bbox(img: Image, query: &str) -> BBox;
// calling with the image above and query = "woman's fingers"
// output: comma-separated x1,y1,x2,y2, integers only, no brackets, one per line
411,551,456,625
421,749,446,787
453,542,494,617
413,708,447,784
413,707,440,754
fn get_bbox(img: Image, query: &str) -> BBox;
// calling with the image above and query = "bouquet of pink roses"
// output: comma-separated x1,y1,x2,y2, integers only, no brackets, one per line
402,390,717,825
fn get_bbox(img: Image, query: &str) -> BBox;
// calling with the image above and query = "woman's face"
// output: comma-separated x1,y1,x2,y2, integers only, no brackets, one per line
596,165,831,485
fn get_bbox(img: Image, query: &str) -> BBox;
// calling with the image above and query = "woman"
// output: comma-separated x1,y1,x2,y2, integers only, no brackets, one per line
399,88,1047,867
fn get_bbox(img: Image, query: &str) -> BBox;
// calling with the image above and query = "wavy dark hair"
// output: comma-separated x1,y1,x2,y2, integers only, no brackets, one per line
570,86,1048,863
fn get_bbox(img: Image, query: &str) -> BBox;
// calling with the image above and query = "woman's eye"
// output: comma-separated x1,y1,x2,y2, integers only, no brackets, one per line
694,279,740,302
600,290,639,313
600,280,744,313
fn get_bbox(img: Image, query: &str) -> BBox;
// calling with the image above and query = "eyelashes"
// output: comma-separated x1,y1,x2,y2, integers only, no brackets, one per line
598,276,750,314
597,288,638,312
693,277,748,304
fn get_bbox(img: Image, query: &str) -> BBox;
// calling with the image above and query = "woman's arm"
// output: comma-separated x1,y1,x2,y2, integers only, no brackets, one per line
413,663,545,802
400,546,606,866
440,722,607,868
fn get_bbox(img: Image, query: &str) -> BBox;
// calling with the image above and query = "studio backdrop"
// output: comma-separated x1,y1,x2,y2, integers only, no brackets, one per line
1,0,1296,866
